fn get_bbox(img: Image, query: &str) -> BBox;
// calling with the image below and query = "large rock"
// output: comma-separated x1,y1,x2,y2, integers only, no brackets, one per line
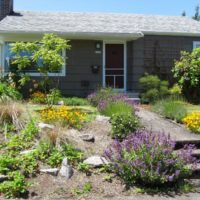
38,123,54,130
59,157,74,179
40,168,59,176
83,156,109,167
0,175,8,182
79,134,95,142
96,115,110,122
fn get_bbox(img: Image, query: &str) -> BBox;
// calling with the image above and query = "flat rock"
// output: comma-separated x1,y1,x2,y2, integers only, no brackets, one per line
62,157,68,166
58,100,64,105
96,115,110,122
83,155,109,167
38,122,54,130
40,168,59,176
0,175,9,182
79,134,95,142
59,165,74,179
20,149,36,155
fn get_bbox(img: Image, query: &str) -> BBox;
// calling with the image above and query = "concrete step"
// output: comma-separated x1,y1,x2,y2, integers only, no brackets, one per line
175,139,200,150
126,98,141,104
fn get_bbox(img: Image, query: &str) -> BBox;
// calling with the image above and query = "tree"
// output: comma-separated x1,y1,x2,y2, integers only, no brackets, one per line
10,34,71,93
181,11,186,17
172,48,200,103
193,5,200,21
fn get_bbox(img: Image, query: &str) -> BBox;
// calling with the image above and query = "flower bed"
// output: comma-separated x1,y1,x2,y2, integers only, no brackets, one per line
183,112,200,134
40,106,86,129
105,130,197,187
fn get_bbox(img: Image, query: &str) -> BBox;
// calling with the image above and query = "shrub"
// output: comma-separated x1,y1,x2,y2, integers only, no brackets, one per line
173,49,200,103
87,87,116,107
46,89,62,105
0,82,21,103
63,97,89,106
139,74,169,103
101,101,134,117
40,106,86,129
153,97,187,122
111,113,139,140
105,130,196,187
183,112,200,134
169,84,182,96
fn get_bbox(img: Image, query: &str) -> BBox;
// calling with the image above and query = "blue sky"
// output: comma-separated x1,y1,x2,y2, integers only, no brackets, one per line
15,0,199,16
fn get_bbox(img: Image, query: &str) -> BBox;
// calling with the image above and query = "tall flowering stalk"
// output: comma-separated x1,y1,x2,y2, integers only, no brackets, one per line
105,130,198,186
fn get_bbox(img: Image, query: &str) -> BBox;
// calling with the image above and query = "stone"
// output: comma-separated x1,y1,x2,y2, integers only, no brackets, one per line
40,168,59,176
58,100,64,105
20,149,36,155
62,157,68,166
59,165,74,179
96,115,110,122
83,156,109,167
0,175,8,182
79,134,95,142
38,122,54,130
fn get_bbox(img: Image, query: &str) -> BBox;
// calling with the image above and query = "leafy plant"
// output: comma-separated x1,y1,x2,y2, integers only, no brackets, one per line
46,89,62,106
139,74,169,103
153,97,187,122
173,48,200,103
63,97,89,106
0,82,22,103
111,113,139,140
78,162,91,175
0,171,28,199
105,130,197,187
30,91,46,104
0,155,18,174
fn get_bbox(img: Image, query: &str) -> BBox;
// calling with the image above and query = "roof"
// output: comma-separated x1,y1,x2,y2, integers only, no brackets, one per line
1,11,200,37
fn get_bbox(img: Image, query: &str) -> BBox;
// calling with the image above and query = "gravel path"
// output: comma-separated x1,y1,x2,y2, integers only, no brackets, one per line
137,107,200,141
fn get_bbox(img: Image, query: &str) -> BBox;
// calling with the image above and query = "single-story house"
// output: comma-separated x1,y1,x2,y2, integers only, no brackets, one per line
1,0,200,96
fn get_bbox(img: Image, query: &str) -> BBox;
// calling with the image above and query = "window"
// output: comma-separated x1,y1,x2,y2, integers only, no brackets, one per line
4,42,66,76
193,41,200,49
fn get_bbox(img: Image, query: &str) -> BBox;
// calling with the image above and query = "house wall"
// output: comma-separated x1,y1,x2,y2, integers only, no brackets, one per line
55,40,103,97
128,35,200,92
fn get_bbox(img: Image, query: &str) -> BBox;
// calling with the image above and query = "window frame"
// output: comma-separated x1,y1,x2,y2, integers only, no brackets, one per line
193,41,200,50
4,42,66,77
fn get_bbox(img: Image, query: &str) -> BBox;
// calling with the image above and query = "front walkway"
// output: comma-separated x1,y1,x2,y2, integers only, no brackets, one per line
137,107,200,141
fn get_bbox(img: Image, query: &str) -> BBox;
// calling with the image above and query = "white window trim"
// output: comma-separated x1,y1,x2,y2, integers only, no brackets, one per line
102,40,127,92
193,41,200,49
3,42,66,77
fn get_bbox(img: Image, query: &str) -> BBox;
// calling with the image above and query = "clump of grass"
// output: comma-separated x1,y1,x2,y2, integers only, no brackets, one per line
0,102,25,130
152,97,187,122
101,101,134,117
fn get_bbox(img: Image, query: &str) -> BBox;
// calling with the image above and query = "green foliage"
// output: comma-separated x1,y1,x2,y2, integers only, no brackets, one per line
153,97,188,122
88,87,116,107
0,82,21,103
139,74,169,103
0,171,28,199
78,163,91,174
111,113,139,140
173,48,200,103
101,101,134,117
169,84,182,96
72,182,92,196
63,97,89,106
46,89,62,106
10,34,71,90
47,149,64,167
0,155,18,174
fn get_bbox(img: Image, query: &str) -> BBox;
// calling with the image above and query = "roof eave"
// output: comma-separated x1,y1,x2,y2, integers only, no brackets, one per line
143,31,200,37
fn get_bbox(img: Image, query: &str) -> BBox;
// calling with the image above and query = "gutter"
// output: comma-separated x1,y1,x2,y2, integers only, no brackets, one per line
142,31,200,37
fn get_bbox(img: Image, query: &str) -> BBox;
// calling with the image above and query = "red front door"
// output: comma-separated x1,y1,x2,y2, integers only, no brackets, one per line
105,44,124,89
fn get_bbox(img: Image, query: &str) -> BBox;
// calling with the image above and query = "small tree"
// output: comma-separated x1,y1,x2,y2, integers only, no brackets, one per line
173,48,200,103
181,11,186,17
193,5,200,21
10,34,71,93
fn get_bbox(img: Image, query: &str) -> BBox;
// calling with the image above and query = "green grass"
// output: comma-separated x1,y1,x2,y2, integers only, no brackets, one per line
62,97,89,106
101,101,134,117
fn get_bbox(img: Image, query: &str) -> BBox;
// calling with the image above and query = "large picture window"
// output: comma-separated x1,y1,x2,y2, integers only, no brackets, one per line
193,41,200,49
4,42,66,76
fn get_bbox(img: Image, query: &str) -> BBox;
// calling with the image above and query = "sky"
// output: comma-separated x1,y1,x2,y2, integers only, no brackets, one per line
15,0,199,16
